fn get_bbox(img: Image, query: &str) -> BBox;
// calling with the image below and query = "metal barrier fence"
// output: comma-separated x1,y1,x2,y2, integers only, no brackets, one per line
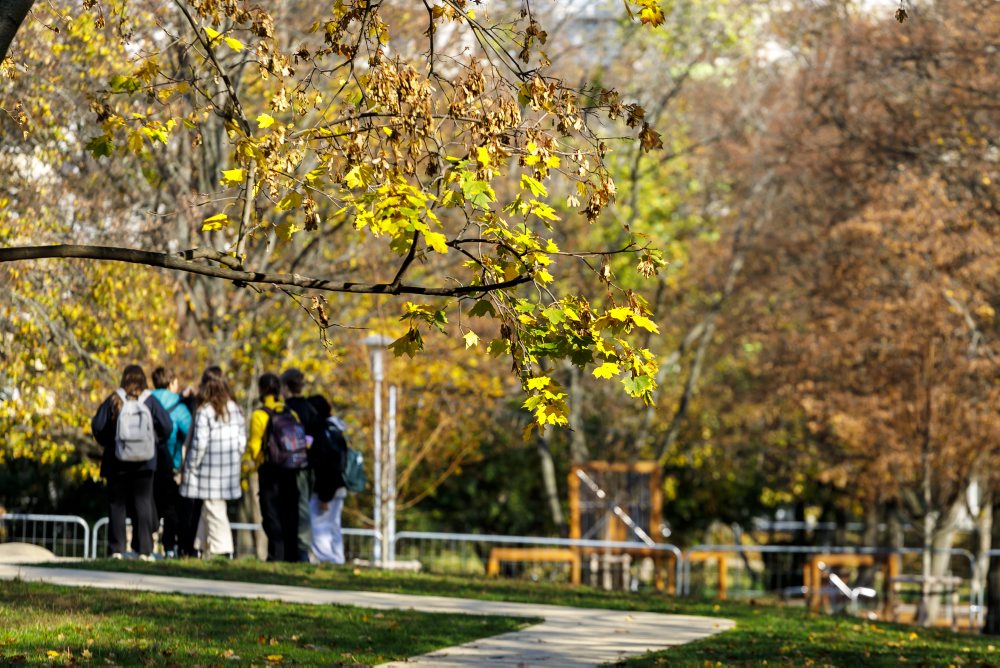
392,530,683,591
0,513,91,559
683,544,983,627
3,513,990,629
91,517,379,561
228,523,379,563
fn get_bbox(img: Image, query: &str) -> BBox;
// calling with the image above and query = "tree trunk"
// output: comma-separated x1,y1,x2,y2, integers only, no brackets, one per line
566,365,589,465
857,500,882,590
917,496,964,626
975,499,992,630
0,0,33,61
983,497,1000,635
916,367,934,626
537,426,566,534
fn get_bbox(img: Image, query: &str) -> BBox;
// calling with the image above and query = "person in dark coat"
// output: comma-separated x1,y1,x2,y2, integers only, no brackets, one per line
281,368,322,562
306,394,348,564
92,364,172,559
149,365,193,558
246,372,303,562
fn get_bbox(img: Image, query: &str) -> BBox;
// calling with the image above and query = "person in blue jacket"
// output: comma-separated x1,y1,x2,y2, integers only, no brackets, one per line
150,366,193,557
91,364,172,559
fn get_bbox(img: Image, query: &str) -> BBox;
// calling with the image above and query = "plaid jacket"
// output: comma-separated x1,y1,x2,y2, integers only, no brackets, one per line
180,401,246,500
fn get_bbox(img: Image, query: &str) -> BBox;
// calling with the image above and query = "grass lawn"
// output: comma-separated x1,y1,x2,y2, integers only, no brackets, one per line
57,558,1000,666
0,578,534,666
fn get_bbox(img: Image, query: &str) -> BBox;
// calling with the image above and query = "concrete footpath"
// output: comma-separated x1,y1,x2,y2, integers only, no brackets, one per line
0,560,734,667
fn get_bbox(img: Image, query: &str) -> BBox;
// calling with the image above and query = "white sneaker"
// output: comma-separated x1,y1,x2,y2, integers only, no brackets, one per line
138,554,155,562
110,552,124,560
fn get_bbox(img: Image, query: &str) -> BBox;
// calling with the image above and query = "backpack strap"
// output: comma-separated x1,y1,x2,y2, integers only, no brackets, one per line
162,397,183,414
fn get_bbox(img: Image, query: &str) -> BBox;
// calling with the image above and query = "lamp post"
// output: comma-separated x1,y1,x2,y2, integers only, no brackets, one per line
363,333,393,564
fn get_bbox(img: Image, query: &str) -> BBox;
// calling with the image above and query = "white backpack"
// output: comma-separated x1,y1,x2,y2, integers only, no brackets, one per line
115,389,156,462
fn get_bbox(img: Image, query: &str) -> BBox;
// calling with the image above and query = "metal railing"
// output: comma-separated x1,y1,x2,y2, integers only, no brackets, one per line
683,544,982,627
229,522,379,562
0,513,91,559
2,512,990,629
91,517,379,561
393,530,683,591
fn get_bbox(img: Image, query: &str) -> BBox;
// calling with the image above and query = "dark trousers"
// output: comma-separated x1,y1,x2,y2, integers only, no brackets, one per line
153,468,180,552
177,496,203,557
259,465,301,562
108,470,155,556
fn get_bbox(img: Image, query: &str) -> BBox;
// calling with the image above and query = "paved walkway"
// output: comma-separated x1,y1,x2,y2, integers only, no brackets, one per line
0,562,734,667
0,542,61,563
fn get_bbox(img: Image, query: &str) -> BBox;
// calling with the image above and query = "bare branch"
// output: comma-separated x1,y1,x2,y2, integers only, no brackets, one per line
0,244,534,296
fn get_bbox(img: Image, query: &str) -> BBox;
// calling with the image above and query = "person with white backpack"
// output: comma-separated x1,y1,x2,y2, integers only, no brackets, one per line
91,364,173,560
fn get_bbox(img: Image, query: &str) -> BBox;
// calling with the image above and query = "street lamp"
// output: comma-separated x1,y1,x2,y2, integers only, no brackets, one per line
363,333,393,564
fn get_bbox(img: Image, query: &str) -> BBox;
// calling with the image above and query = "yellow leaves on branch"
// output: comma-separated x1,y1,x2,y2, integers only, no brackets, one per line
604,307,660,333
623,0,666,27
202,212,230,231
221,168,245,186
593,361,621,379
204,26,245,52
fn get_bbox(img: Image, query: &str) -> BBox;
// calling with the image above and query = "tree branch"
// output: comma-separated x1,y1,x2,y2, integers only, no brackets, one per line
0,0,34,61
0,244,533,296
390,230,420,289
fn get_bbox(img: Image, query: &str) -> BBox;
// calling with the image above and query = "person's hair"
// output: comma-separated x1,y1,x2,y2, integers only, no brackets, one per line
201,365,223,384
280,368,306,395
121,365,147,398
307,394,331,420
151,366,175,390
112,364,147,417
258,372,281,400
197,369,234,420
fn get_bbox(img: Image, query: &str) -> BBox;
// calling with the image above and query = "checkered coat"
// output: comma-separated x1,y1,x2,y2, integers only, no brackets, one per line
179,401,246,500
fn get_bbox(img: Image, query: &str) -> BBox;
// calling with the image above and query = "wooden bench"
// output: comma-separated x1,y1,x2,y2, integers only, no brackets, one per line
803,553,900,615
486,547,582,585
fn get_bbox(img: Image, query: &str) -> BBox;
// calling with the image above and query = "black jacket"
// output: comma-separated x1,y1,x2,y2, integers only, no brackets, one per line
313,418,347,503
92,391,173,478
283,396,322,442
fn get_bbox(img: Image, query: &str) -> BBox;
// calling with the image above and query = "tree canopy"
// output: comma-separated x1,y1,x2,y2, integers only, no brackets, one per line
1,0,675,432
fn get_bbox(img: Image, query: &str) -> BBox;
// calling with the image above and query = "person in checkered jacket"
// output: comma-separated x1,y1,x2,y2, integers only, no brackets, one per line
179,368,246,558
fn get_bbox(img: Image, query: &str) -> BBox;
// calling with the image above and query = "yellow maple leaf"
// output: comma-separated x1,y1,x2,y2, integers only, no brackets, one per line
221,168,244,185
593,362,620,379
423,231,449,254
202,213,230,231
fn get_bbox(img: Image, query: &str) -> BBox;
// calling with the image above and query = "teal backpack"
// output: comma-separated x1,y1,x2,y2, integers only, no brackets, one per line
327,417,366,493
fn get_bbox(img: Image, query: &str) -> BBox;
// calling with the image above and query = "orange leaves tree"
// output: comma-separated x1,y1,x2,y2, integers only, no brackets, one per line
693,0,1000,620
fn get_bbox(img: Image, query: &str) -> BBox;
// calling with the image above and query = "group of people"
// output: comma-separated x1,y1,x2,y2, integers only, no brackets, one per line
91,364,351,564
